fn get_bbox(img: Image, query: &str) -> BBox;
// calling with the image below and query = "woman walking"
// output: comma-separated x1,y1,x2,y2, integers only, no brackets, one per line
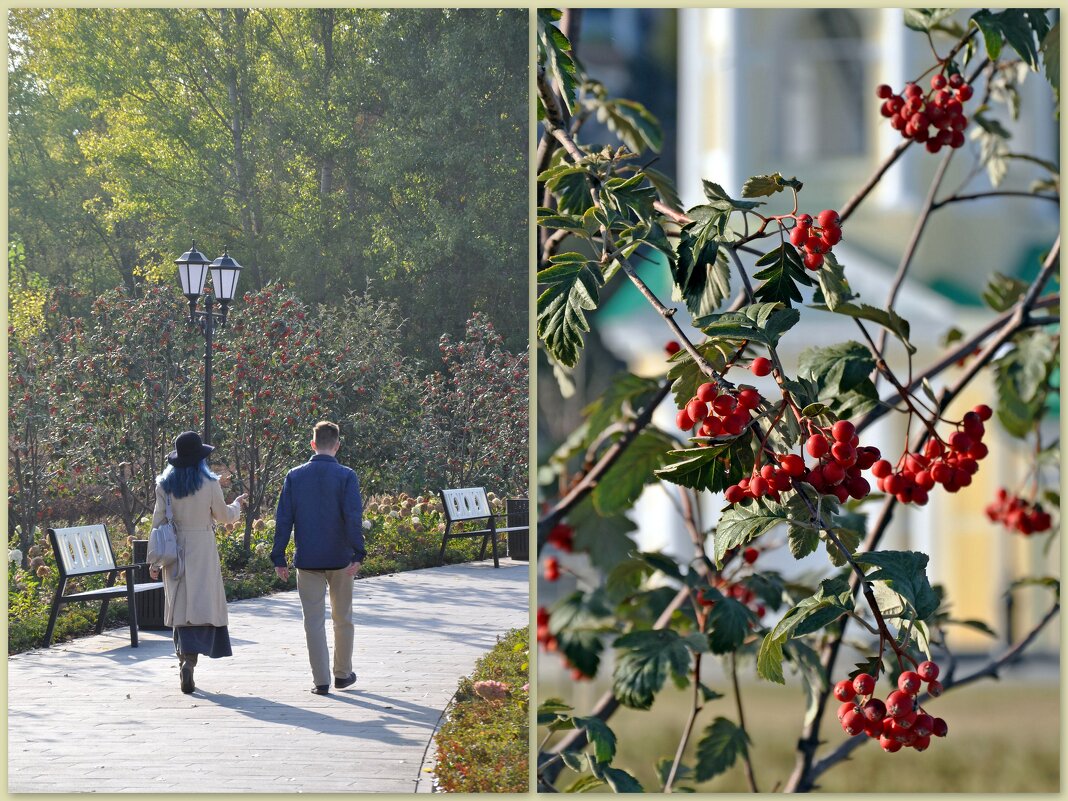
149,431,246,694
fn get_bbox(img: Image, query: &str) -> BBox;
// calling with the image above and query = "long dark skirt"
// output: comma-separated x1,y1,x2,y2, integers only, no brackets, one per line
173,625,232,658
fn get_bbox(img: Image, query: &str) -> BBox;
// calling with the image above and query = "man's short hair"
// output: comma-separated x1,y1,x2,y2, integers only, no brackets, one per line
313,421,340,449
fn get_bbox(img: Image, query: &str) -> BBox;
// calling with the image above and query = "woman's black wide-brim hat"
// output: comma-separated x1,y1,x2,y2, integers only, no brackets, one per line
167,431,215,469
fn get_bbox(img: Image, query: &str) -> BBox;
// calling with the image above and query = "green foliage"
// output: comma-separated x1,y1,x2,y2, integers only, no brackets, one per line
433,628,528,793
694,717,750,782
757,576,853,684
656,439,755,496
992,328,1059,438
612,629,692,710
855,550,940,621
592,431,674,516
672,226,731,319
797,341,879,420
537,9,579,114
537,253,604,368
752,244,813,306
970,9,1052,70
696,302,800,347
713,499,790,566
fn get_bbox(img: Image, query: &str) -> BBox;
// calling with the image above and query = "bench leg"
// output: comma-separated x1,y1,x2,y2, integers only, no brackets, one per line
95,569,118,635
43,580,66,648
489,528,500,569
438,522,452,566
125,568,139,647
478,534,489,561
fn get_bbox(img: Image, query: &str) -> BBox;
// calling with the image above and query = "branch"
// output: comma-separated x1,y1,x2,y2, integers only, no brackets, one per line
665,652,703,793
730,653,760,793
930,190,1060,211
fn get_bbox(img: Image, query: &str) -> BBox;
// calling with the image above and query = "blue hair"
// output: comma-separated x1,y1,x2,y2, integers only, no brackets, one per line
157,459,219,499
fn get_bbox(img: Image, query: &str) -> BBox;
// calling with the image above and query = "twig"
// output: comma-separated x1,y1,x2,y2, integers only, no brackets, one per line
930,190,1059,211
665,653,704,793
730,652,760,793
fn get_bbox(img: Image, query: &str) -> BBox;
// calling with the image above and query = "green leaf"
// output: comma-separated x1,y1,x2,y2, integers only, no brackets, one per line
565,775,606,793
574,716,617,764
638,550,686,582
756,634,785,684
570,498,639,574
656,759,694,790
757,576,853,683
537,252,604,368
656,439,755,495
537,10,580,109
993,329,1058,438
855,550,940,621
673,231,732,318
694,718,750,782
1042,23,1059,112
537,697,574,725
697,302,800,347
785,639,828,727
707,597,753,654
812,301,915,354
753,243,814,306
587,97,663,154
814,252,854,311
602,173,658,218
592,430,675,515
605,558,650,603
612,629,692,710
824,506,865,568
600,765,644,793
550,590,615,677
646,167,683,213
702,180,764,212
971,9,1004,61
713,499,790,566
1008,575,1060,599
970,118,1011,187
538,208,592,236
788,517,820,559
741,172,790,198
905,8,958,32
561,751,586,772
798,341,876,394
947,618,998,637
584,373,662,446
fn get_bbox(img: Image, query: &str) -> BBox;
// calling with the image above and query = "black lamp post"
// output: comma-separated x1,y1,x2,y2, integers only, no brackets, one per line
175,242,243,445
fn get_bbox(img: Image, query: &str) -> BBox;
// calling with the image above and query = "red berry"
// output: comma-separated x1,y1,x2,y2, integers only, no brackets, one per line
886,690,914,718
846,476,871,500
790,226,809,247
725,485,746,504
949,431,973,452
837,700,856,721
903,83,922,98
833,679,857,703
931,717,948,737
712,395,736,416
898,671,923,695
853,673,875,696
676,410,695,430
911,734,932,751
743,547,759,564
665,341,681,356
821,225,843,247
796,213,813,229
805,234,827,254
802,251,825,271
931,74,947,90
956,84,973,101
737,388,761,409
876,83,893,98
912,713,935,738
948,73,964,89
871,459,892,478
822,462,846,486
974,403,993,421
751,357,773,377
832,442,857,465
544,557,560,581
696,382,717,402
842,709,867,736
831,420,855,442
880,735,903,753
806,435,829,458
817,209,841,229
749,476,769,498
686,398,708,423
862,698,887,722
927,679,944,697
780,454,805,477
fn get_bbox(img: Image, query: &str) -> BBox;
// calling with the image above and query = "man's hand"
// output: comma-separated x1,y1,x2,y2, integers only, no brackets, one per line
345,561,362,578
275,565,290,581
234,493,249,509
149,566,160,580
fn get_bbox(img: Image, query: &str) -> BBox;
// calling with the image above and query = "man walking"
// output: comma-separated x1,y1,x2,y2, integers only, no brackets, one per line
272,421,365,694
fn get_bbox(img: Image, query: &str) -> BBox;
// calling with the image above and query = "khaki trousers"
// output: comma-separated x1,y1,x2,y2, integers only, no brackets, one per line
296,568,354,687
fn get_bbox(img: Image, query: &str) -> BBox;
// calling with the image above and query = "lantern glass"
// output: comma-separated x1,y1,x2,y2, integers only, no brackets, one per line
209,252,243,301
175,244,211,299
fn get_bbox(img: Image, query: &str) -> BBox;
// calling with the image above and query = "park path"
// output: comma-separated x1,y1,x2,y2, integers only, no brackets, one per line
7,559,528,793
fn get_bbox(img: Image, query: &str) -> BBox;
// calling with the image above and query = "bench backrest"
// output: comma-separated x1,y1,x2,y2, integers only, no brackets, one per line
440,488,491,522
48,525,117,577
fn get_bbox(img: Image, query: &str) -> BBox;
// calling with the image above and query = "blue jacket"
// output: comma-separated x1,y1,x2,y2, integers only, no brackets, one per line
272,454,365,569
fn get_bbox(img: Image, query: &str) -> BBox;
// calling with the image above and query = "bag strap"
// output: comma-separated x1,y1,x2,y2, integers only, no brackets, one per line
164,493,174,524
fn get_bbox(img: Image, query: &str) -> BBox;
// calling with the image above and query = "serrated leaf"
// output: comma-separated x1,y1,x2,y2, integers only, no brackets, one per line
756,634,785,684
707,597,753,654
970,116,1011,187
753,243,814,306
694,718,750,782
601,765,644,793
639,551,685,582
584,373,662,446
757,576,853,683
697,302,801,347
538,253,604,368
605,559,650,603
656,759,694,790
811,301,915,354
574,716,617,764
588,97,663,154
561,751,586,772
570,498,639,574
673,233,732,319
855,550,940,621
1042,23,1059,112
784,639,827,727
815,252,854,311
788,520,820,559
538,208,592,236
741,173,785,198
592,430,675,515
538,10,580,108
612,629,692,710
798,341,877,394
702,180,764,212
656,439,755,495
550,590,615,677
713,499,789,565
947,618,998,637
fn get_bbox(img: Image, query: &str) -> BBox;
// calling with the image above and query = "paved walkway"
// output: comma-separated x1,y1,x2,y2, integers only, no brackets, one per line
7,560,528,793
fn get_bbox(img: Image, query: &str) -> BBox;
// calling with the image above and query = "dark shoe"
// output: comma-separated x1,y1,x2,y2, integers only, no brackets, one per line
311,684,330,695
334,672,357,689
180,663,195,694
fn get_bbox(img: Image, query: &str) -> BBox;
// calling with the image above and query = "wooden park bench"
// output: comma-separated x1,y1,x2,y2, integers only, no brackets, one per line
438,488,528,569
44,525,164,648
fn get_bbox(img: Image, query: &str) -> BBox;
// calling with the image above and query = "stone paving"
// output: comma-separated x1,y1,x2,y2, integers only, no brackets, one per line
7,559,529,793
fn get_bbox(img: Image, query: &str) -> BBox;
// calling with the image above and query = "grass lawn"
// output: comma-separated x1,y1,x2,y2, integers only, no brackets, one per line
539,676,1059,792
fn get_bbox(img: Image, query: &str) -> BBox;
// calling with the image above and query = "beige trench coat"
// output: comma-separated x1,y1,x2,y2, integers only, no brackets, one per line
151,479,242,628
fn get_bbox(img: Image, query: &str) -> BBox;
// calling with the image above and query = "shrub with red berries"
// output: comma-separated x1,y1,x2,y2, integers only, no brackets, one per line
986,489,1054,535
835,661,948,754
876,70,972,153
788,209,843,271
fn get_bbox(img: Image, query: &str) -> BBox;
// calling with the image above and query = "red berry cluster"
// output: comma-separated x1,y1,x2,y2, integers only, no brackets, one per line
876,72,972,153
536,606,557,652
546,522,574,552
870,404,991,505
676,382,764,439
722,420,881,506
697,548,768,618
985,489,1053,535
788,209,842,271
835,661,947,753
